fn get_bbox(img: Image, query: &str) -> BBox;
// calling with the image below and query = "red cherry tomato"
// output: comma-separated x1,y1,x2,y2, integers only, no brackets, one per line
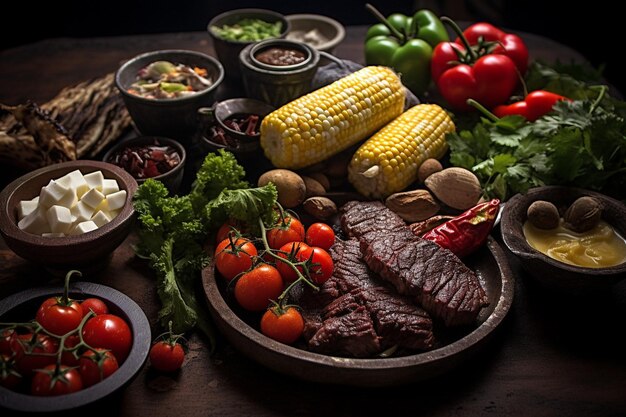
266,215,305,250
61,335,81,366
31,364,83,396
36,297,83,336
79,349,119,387
275,242,310,283
234,264,284,311
80,298,109,317
1,354,21,389
11,333,58,376
305,223,335,251
260,307,304,344
214,238,258,281
0,329,16,356
215,219,247,243
298,246,334,284
149,341,185,372
82,314,132,363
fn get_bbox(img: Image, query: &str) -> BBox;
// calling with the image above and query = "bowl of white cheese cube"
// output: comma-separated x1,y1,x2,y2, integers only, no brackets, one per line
0,160,137,268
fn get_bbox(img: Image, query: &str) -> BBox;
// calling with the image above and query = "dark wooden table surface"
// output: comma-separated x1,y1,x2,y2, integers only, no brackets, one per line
2,26,626,417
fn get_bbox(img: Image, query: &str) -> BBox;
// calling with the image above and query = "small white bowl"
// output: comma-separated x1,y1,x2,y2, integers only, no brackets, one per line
285,14,346,53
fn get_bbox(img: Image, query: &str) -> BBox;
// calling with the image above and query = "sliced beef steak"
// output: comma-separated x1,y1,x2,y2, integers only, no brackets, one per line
341,201,489,327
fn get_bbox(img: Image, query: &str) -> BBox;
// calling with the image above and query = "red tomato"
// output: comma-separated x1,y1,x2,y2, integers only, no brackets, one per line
234,264,284,311
82,314,132,363
260,307,304,344
11,333,58,376
266,216,305,250
31,364,83,396
1,354,21,389
215,219,246,243
305,223,335,251
79,349,119,387
61,335,81,366
80,298,109,317
214,238,258,282
36,297,83,336
298,246,334,284
275,242,310,283
149,341,185,372
0,329,16,356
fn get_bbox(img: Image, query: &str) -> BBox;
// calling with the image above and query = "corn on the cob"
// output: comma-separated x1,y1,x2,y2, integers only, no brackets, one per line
348,104,454,199
260,66,406,169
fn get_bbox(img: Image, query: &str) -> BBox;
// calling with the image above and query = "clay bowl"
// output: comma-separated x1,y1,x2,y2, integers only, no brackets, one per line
501,186,626,292
202,237,514,386
0,160,137,271
0,281,151,412
285,13,346,53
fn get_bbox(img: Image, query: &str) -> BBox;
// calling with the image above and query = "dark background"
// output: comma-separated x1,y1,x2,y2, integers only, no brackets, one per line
1,0,622,91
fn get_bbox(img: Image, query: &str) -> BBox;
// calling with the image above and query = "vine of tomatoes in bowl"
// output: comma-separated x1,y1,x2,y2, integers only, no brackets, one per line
212,217,335,345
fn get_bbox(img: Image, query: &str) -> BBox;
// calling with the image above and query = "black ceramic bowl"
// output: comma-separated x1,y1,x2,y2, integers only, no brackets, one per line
0,281,151,412
102,136,186,195
501,186,626,292
115,50,224,141
207,8,290,81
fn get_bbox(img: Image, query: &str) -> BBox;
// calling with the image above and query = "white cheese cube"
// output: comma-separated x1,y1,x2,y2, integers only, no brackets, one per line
17,207,51,235
105,190,127,211
46,205,73,234
42,233,66,238
69,220,98,235
31,196,40,203
83,171,104,192
91,210,112,227
71,201,94,224
81,188,105,209
17,199,39,220
92,199,110,215
57,170,90,198
39,180,77,209
109,209,120,219
102,179,120,196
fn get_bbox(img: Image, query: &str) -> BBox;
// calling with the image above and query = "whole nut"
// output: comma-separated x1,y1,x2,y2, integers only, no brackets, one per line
527,200,560,229
424,167,482,210
302,176,326,198
564,196,602,233
385,189,440,222
303,196,337,220
417,159,443,183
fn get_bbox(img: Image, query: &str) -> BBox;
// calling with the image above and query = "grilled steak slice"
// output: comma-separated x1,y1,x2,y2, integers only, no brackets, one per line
307,306,381,357
341,201,489,327
329,238,378,292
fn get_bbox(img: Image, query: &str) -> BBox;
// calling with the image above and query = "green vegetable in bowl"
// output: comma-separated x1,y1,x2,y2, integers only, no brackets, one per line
210,18,282,42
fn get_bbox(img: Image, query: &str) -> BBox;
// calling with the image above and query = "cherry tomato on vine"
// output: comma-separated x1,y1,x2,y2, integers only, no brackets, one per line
260,307,304,344
298,246,334,284
305,223,335,251
266,215,305,250
215,238,258,281
215,219,247,243
80,298,109,317
0,329,16,356
275,242,310,283
31,364,83,396
36,296,83,336
11,333,58,376
234,264,284,311
79,348,119,387
149,341,185,372
82,314,132,363
61,335,81,366
1,354,21,389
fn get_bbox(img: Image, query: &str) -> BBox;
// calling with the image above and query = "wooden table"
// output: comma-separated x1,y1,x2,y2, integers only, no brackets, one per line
2,27,626,417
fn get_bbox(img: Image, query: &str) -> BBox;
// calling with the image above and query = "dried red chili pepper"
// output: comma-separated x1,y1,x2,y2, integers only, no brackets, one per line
421,199,500,258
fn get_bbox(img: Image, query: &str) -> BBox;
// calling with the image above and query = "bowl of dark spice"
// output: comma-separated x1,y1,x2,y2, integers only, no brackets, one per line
198,98,274,160
103,136,186,194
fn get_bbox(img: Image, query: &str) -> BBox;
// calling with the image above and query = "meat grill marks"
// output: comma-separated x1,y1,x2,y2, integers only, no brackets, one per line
302,239,434,356
341,201,489,327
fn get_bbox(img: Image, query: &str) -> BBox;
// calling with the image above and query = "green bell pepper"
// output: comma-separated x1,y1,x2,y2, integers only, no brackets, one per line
364,8,448,95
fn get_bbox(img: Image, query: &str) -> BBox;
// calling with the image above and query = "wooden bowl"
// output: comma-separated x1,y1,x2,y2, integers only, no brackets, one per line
0,281,151,412
501,186,626,292
0,160,137,270
202,237,514,386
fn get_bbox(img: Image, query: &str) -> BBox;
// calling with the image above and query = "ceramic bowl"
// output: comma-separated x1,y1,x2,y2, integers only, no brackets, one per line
501,186,626,292
207,8,290,81
115,49,224,141
0,160,137,270
102,136,186,195
285,14,346,53
0,281,151,412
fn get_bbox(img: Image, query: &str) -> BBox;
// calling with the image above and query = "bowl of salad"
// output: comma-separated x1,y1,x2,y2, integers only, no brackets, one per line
207,9,290,80
115,49,224,141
